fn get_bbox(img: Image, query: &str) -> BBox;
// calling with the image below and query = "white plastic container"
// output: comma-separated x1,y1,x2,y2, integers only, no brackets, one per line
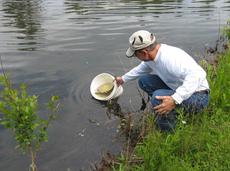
90,73,123,101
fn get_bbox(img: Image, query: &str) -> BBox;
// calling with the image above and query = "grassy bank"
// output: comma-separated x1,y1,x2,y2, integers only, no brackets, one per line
112,27,230,171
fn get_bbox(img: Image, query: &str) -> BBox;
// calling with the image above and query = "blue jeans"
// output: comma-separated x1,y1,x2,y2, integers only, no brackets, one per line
138,74,209,132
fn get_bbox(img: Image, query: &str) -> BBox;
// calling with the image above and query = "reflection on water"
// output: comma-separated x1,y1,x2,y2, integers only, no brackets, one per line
121,0,184,4
0,0,229,52
0,0,230,170
64,0,87,14
1,0,43,51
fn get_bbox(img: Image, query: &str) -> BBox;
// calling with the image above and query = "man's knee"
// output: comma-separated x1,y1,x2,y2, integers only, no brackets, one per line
151,90,164,107
138,77,145,91
138,75,151,91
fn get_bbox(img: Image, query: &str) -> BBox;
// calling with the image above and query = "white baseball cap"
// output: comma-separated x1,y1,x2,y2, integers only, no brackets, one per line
126,30,156,57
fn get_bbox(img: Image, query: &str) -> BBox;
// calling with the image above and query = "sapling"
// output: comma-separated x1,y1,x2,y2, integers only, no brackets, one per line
0,59,60,171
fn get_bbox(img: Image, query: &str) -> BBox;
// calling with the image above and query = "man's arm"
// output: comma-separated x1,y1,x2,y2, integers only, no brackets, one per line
121,62,152,82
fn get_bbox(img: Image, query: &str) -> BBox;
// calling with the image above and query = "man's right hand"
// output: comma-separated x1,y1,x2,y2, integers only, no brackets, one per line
115,76,124,86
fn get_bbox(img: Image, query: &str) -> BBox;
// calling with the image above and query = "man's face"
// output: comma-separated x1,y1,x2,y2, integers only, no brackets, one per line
134,49,151,61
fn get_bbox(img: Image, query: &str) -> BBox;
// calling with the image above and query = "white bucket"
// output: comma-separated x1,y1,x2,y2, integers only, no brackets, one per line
90,73,123,101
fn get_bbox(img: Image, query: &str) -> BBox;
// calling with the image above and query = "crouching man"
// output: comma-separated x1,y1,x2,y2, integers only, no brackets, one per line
116,30,210,132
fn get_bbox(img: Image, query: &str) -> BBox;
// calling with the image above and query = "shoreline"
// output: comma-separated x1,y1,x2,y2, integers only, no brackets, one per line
93,21,230,171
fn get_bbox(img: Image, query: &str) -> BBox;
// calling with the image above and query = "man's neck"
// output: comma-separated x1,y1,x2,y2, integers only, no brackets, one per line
150,43,161,60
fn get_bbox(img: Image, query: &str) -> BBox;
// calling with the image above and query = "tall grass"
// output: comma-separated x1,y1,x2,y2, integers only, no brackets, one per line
113,25,230,171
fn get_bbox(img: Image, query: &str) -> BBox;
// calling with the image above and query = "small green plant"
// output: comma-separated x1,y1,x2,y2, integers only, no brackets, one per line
0,61,59,171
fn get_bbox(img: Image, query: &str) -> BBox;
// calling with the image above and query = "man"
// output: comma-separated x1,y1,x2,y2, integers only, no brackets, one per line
115,30,210,132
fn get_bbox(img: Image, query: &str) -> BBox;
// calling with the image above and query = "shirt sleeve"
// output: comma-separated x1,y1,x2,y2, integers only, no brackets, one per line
172,73,200,104
122,62,151,82
171,62,207,104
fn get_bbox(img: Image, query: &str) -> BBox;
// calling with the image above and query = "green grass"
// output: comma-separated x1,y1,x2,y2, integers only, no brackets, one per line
114,35,230,171
132,110,230,171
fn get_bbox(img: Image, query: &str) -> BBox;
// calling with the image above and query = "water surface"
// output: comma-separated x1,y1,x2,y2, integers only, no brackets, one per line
0,0,230,170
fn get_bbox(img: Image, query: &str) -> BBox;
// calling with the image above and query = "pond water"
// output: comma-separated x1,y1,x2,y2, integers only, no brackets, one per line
0,0,230,170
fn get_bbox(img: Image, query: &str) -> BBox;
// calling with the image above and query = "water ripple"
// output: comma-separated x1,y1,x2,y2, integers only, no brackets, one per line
1,0,230,170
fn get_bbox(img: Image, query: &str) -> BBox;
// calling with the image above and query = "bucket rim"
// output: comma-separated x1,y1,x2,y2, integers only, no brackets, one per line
90,73,119,101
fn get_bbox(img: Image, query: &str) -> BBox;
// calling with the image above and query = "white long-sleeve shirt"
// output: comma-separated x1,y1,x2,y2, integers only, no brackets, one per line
122,44,209,104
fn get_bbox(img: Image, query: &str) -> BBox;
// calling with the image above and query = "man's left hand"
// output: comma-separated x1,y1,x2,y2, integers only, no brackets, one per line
153,96,176,115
